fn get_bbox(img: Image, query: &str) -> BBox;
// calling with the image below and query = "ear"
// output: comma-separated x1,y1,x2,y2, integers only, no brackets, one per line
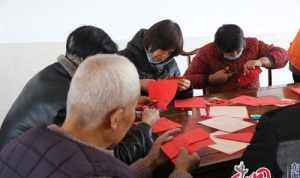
109,108,124,130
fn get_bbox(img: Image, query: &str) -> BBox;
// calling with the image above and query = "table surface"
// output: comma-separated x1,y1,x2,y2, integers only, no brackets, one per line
161,84,300,168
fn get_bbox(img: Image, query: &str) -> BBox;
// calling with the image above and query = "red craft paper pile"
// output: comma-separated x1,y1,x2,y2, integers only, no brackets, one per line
216,132,254,143
152,117,182,134
230,95,283,106
174,97,206,108
161,128,213,161
148,79,178,110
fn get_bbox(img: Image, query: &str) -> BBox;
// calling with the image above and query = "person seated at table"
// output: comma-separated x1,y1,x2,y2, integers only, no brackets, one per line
0,54,200,178
239,103,300,177
0,25,155,164
288,30,300,83
118,19,192,95
184,24,288,94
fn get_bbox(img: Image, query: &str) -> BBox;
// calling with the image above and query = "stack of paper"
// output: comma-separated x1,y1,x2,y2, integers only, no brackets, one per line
209,131,250,154
161,128,213,161
152,117,182,134
209,106,249,118
174,97,206,108
198,116,254,133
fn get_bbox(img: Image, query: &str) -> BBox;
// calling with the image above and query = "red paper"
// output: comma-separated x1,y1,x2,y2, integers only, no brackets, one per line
174,97,206,108
230,95,260,106
205,98,231,106
187,138,214,153
152,117,182,133
238,68,262,87
161,127,209,160
288,86,300,95
257,96,281,106
230,95,282,106
161,137,189,159
180,128,209,144
216,132,254,143
148,80,178,110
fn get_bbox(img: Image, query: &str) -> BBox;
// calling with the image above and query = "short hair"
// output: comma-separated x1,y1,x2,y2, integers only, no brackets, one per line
144,19,183,57
66,54,140,128
66,25,118,59
214,24,245,52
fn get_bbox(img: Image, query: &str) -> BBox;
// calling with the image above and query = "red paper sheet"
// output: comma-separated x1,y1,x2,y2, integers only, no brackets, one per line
174,97,206,108
180,128,209,144
161,137,189,159
148,80,178,110
216,132,254,143
257,96,281,106
230,95,260,106
230,95,282,106
152,117,182,133
238,68,262,87
161,127,209,160
205,98,232,106
289,86,300,95
187,138,214,153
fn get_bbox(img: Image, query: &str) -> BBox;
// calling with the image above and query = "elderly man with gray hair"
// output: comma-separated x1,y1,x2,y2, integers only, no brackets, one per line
0,54,200,178
0,25,155,164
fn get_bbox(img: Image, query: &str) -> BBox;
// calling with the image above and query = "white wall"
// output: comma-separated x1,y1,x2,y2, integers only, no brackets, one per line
0,0,299,123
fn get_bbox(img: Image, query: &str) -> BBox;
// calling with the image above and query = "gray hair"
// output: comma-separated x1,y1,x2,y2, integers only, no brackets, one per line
66,54,140,128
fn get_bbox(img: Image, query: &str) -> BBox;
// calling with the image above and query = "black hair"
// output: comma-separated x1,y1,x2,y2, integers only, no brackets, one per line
214,24,245,52
144,20,183,57
66,25,118,59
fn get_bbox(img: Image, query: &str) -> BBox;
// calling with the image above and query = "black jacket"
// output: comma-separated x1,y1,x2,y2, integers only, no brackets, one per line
118,29,180,80
118,29,193,98
0,62,153,164
241,103,300,178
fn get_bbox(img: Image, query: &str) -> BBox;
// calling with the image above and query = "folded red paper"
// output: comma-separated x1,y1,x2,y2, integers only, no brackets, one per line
152,117,182,134
216,132,254,143
230,95,282,106
161,128,211,160
205,98,232,106
257,96,281,106
174,97,206,108
238,68,262,87
148,79,178,110
230,95,260,106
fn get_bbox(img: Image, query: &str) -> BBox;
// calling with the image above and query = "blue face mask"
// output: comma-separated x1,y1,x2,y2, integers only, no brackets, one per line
224,48,244,61
146,51,162,64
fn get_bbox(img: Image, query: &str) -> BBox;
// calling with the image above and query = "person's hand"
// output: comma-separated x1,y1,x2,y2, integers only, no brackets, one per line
243,57,271,74
208,67,233,85
138,96,157,106
141,108,160,126
140,79,155,92
178,78,191,91
243,60,262,74
144,128,181,168
174,149,201,172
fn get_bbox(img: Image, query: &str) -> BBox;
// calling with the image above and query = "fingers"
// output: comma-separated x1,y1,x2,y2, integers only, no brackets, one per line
178,79,191,91
156,128,181,144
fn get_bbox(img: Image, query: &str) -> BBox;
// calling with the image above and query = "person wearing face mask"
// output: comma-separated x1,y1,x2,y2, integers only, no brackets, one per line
184,24,288,94
118,20,192,95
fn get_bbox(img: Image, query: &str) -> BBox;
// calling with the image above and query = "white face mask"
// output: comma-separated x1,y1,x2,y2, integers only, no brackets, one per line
224,48,244,61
